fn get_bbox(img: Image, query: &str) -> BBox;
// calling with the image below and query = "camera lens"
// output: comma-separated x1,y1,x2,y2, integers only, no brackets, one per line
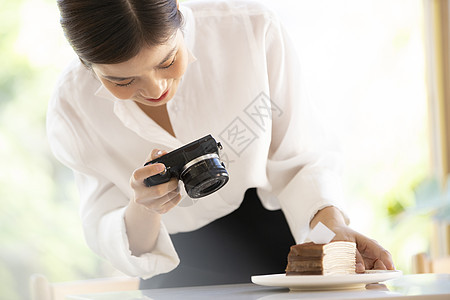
180,154,229,198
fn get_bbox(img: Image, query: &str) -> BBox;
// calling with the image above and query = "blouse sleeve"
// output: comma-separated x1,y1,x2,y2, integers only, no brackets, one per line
73,169,179,278
258,13,349,243
46,77,179,279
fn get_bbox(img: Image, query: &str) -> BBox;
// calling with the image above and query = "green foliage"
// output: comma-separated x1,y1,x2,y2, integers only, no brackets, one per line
0,1,112,299
0,1,24,108
384,173,429,220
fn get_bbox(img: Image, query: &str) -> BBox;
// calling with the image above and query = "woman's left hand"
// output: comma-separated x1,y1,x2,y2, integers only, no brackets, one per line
310,206,395,273
329,224,395,273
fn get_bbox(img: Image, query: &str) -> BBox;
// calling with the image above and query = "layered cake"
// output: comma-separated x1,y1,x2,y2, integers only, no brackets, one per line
285,241,356,275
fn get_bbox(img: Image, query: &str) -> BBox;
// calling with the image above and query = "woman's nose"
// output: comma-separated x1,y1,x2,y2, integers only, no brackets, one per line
140,76,167,99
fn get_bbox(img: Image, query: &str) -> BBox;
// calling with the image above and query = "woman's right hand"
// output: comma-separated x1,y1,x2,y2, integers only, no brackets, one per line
130,149,181,214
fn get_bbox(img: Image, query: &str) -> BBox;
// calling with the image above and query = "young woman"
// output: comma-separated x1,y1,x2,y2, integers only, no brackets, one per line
48,0,394,288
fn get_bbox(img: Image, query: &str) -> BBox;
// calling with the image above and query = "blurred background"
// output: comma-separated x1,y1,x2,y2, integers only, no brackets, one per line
1,0,449,299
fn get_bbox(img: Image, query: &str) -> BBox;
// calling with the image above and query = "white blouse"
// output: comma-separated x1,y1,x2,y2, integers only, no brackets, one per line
47,0,346,279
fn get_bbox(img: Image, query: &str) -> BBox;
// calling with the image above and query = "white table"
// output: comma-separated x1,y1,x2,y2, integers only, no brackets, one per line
68,273,450,300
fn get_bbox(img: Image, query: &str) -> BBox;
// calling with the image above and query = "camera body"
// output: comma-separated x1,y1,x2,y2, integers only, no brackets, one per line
144,135,229,198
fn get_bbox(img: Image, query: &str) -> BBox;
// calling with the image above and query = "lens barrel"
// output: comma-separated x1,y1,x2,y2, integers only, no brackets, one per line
181,154,229,198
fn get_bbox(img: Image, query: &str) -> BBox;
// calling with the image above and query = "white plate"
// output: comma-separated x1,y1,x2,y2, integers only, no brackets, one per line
251,270,403,291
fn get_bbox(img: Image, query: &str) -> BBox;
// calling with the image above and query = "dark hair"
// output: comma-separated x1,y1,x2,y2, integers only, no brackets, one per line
57,0,183,67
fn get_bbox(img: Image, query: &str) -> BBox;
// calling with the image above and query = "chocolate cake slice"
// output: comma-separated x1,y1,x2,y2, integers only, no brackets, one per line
285,241,356,275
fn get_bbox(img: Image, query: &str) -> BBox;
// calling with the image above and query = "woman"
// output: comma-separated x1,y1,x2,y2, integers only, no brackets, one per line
48,0,394,288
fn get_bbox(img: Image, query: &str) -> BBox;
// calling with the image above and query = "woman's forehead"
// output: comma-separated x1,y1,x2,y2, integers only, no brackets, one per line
93,31,182,75
127,31,180,61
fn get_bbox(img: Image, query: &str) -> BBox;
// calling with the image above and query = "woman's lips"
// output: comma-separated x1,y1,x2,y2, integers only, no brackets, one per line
146,89,169,103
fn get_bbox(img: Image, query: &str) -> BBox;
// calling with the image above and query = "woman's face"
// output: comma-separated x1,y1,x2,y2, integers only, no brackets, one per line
92,30,189,108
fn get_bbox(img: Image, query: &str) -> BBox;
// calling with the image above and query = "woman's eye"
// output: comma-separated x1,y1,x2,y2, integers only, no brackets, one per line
161,56,176,69
114,79,135,87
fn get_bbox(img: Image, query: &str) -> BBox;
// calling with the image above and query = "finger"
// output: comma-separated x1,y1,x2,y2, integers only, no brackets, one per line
150,178,179,198
137,187,180,206
373,258,388,270
155,194,182,214
380,250,395,270
139,190,181,213
355,250,365,273
135,179,179,204
131,163,166,183
149,149,168,161
358,238,395,270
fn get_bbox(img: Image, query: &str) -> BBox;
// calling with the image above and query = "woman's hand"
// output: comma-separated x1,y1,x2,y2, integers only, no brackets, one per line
310,206,395,273
328,224,394,273
130,149,181,214
125,149,181,256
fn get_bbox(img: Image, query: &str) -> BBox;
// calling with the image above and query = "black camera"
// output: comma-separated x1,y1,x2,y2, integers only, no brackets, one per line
144,135,229,198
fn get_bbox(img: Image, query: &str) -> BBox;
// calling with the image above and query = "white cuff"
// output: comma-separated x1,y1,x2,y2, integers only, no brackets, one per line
97,207,180,278
278,169,347,244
